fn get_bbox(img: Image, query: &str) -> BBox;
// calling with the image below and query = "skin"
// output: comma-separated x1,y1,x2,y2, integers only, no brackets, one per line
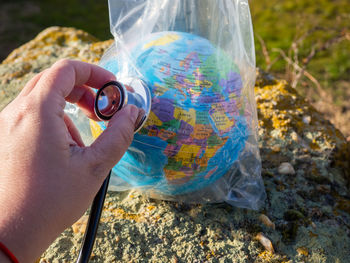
0,59,141,262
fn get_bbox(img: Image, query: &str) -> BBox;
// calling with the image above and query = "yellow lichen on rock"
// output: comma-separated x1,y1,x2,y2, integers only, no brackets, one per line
296,247,309,256
3,27,98,64
103,207,146,223
255,69,350,183
255,232,275,253
1,27,114,70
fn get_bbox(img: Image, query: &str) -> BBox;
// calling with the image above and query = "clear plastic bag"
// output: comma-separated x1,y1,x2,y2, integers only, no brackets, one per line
68,0,265,210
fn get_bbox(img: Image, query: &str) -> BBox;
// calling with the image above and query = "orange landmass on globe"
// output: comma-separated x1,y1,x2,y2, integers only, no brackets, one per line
192,124,213,140
163,169,193,184
196,137,228,167
158,129,176,141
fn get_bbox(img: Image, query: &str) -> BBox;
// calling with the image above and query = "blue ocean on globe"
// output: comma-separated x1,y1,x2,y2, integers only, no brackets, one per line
91,31,248,195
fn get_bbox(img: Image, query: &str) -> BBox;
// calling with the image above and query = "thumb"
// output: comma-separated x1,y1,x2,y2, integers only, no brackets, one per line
85,104,140,178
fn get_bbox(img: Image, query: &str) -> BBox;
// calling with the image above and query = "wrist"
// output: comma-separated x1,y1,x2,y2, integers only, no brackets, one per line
0,242,19,263
0,191,52,263
0,251,12,263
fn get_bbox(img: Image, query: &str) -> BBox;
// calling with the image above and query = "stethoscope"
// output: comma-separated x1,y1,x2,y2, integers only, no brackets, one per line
76,79,151,263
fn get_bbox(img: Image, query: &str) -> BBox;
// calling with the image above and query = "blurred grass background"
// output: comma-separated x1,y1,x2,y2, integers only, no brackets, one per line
0,0,349,137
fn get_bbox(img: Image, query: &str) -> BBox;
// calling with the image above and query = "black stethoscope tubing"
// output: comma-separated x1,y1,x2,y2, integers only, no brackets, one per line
76,171,111,263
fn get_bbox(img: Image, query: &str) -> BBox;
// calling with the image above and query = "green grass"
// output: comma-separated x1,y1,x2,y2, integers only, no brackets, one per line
29,0,110,40
250,0,350,103
0,0,110,61
20,0,110,40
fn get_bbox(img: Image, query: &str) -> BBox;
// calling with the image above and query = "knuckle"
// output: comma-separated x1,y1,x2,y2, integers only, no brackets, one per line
18,98,37,115
54,58,72,68
52,59,75,74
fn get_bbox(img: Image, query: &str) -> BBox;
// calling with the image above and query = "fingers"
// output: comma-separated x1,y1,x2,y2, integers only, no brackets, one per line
65,84,99,121
124,84,135,92
31,59,116,109
83,105,140,178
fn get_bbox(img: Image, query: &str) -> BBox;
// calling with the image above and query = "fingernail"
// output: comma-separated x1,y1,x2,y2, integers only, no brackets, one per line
136,108,145,123
129,105,140,124
135,108,146,130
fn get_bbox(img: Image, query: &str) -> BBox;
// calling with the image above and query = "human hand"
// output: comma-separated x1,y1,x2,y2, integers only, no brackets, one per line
0,59,141,262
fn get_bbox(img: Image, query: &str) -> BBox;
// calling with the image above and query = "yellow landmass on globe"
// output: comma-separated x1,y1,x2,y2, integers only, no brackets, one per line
146,111,163,127
174,107,196,127
228,92,237,100
210,112,234,132
90,120,103,139
210,103,234,133
197,137,228,167
167,136,228,181
174,144,202,168
143,34,180,49
154,83,169,96
194,79,212,89
183,78,202,97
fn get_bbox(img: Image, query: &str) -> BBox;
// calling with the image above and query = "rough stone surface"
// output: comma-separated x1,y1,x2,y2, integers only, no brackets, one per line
1,27,350,263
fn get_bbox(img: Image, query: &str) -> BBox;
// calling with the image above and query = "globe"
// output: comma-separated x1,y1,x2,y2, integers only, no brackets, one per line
90,31,248,195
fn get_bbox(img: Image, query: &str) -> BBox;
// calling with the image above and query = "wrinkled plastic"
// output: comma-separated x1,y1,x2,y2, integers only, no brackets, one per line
66,0,265,210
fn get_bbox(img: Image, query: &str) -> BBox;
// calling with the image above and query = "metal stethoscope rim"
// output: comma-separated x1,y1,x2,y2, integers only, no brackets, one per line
94,80,127,121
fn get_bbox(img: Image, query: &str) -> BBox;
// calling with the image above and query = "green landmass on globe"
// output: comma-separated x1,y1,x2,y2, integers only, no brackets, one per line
91,31,248,195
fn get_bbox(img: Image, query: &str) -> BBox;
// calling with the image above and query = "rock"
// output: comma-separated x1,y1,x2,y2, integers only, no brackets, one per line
297,246,309,257
302,115,311,125
278,162,295,175
259,214,275,230
71,215,89,234
255,232,275,253
0,26,113,111
1,27,350,263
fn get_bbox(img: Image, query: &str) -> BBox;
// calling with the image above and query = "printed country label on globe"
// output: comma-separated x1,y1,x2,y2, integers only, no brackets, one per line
90,31,248,195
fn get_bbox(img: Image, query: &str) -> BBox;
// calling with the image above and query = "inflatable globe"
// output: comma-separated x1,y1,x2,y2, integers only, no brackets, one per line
90,31,248,195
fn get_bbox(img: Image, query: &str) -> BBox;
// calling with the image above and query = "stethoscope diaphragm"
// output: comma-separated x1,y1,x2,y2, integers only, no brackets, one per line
94,79,151,133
